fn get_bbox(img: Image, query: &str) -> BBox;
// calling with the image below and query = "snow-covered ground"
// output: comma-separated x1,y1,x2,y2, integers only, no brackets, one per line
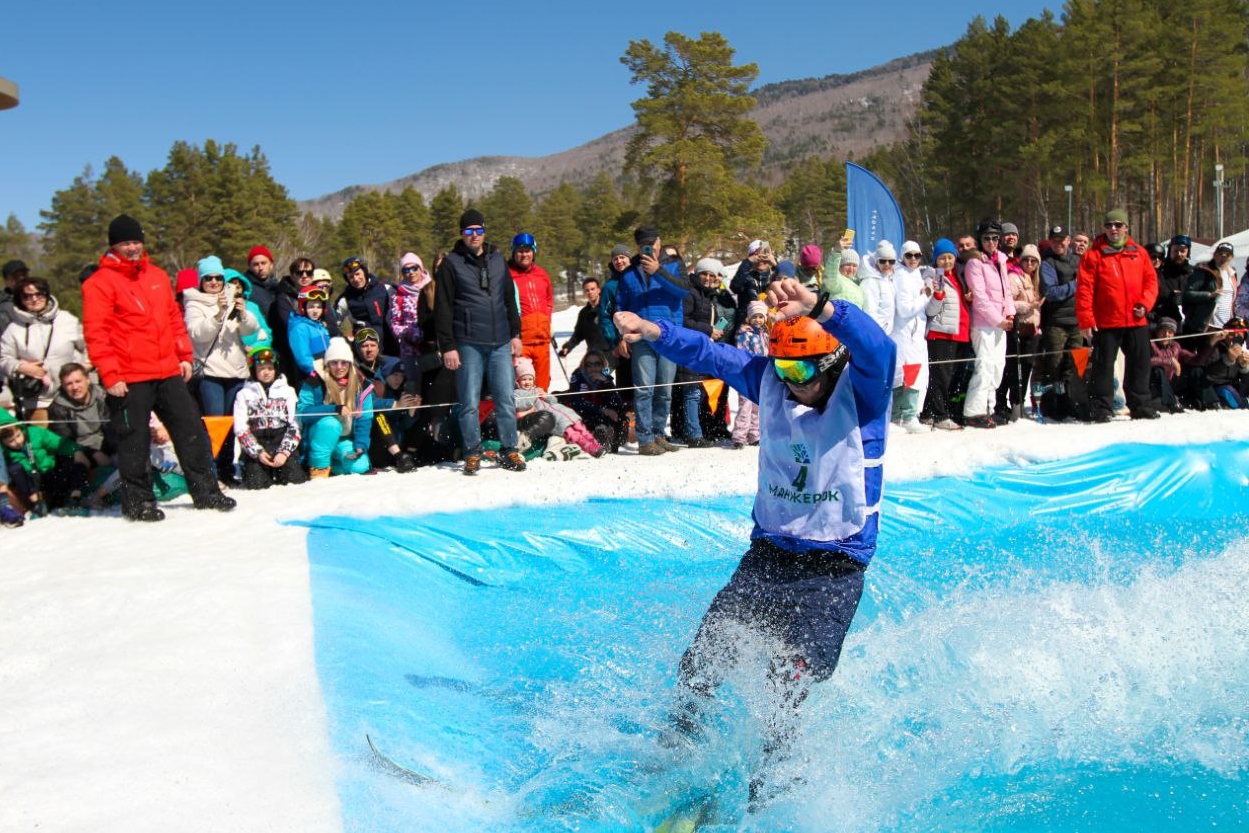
5,304,1249,832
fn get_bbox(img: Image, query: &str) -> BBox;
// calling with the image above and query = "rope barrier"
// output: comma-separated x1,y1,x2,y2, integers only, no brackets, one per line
1,329,1236,428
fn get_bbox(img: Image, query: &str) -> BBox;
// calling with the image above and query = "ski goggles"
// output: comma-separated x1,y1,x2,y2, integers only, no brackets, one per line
772,357,822,386
354,327,380,344
301,288,330,303
248,348,277,367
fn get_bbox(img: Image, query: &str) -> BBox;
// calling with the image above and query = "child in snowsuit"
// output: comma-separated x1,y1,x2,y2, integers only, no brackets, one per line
513,357,604,458
0,417,91,515
731,300,769,448
565,350,628,453
233,346,306,489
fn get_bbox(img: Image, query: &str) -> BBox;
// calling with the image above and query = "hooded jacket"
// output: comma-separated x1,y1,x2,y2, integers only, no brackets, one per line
0,294,87,407
47,383,111,452
964,249,1016,329
1075,235,1158,330
82,251,191,388
182,285,260,379
233,374,301,459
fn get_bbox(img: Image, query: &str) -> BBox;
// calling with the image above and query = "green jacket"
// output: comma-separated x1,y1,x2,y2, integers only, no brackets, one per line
822,251,866,310
1,420,83,475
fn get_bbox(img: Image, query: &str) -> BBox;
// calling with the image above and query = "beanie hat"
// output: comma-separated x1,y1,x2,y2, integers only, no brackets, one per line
108,214,145,246
514,356,536,380
634,225,659,245
900,240,923,256
247,245,273,264
175,268,200,295
323,337,353,365
1155,317,1178,333
459,208,485,229
800,244,823,268
197,255,225,280
2,259,29,278
776,261,797,278
610,244,631,259
1170,235,1192,249
932,238,957,261
747,239,764,255
1020,244,1041,261
1000,222,1020,235
840,248,860,266
693,257,725,277
1104,209,1129,225
875,240,897,261
746,300,768,319
399,252,420,269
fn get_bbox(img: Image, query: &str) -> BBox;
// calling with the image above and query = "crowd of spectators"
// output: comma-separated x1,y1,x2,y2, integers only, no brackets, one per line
2,207,1246,527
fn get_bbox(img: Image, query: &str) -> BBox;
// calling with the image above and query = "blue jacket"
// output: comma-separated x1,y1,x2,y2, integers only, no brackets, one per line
287,313,331,378
296,376,374,453
617,256,687,325
650,301,895,564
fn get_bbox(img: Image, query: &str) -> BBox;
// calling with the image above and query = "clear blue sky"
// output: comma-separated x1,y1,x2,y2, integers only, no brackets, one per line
1,0,1057,231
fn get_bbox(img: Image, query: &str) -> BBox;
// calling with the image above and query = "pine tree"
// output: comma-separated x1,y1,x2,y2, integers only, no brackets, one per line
620,31,766,250
479,176,534,244
337,191,401,276
532,183,585,300
394,186,433,261
578,172,628,273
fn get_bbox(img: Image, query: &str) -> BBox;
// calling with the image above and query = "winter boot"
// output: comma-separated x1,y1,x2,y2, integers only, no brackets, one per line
309,467,331,479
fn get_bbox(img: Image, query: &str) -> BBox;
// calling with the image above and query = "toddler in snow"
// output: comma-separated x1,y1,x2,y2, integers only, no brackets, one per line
731,300,769,449
513,357,605,458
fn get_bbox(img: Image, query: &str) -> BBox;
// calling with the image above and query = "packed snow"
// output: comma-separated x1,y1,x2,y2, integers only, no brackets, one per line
4,304,1249,832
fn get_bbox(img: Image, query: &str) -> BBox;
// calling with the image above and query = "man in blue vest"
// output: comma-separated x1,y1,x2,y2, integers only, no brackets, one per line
615,276,894,807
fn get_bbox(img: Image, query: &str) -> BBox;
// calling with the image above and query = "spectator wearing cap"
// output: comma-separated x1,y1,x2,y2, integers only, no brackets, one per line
730,239,777,331
616,225,690,456
924,238,969,430
860,240,899,335
508,232,555,390
244,245,281,324
962,219,1016,428
296,336,375,478
558,276,611,361
1183,243,1226,336
677,257,736,448
336,256,398,354
1147,317,1198,413
0,274,87,423
995,244,1044,421
233,346,306,489
1155,235,1191,327
1000,222,1021,260
434,208,526,475
1038,225,1082,392
81,214,234,521
890,241,935,432
184,255,261,483
1076,209,1159,421
0,259,31,334
822,234,865,310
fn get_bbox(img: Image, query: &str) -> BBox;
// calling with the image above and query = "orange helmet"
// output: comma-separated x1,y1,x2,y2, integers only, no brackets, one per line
769,316,842,358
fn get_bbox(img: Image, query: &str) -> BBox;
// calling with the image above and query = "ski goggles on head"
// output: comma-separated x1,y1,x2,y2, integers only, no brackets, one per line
301,288,330,303
248,348,277,367
354,327,380,344
772,357,822,386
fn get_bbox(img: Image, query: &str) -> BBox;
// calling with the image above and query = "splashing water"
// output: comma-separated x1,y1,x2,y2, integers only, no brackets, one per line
301,442,1249,831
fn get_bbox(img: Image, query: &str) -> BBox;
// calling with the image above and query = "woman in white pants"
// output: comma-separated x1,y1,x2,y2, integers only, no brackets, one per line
961,220,1016,428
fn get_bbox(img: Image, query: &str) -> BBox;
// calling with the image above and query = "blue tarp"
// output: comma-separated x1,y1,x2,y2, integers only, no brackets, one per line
299,442,1249,832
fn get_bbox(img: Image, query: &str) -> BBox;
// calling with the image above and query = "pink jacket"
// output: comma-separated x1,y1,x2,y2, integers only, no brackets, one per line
964,250,1016,329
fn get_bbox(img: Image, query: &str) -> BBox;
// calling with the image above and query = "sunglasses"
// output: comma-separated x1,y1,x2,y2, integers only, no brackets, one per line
877,258,896,266
202,274,225,283
354,327,380,344
773,358,821,386
401,265,422,275
294,268,314,277
1105,222,1126,229
21,290,48,298
462,227,486,237
903,252,922,259
982,235,1000,242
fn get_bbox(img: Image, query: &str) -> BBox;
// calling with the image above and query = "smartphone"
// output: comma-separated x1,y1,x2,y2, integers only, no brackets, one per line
642,245,654,257
843,229,855,244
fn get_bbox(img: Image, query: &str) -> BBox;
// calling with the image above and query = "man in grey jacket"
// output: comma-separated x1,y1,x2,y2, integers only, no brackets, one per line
47,362,113,468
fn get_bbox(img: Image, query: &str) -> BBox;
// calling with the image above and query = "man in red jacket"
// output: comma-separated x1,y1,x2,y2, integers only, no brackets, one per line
1075,209,1160,422
508,232,554,390
82,214,236,521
